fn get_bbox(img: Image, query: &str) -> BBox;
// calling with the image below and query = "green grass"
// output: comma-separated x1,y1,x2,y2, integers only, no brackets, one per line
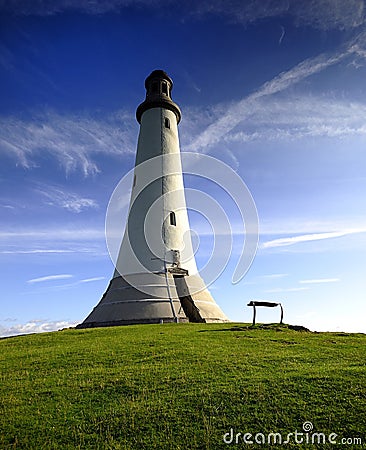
1,323,365,449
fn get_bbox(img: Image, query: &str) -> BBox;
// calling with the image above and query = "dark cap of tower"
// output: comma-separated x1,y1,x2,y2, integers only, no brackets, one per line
136,70,182,124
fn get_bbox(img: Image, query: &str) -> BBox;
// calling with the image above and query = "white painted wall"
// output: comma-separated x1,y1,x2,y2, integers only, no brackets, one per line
114,107,198,278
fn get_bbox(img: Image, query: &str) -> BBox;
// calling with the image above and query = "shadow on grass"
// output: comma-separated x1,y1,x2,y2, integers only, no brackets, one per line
198,323,311,333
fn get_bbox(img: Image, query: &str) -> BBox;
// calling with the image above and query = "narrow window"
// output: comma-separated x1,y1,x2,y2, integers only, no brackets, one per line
133,174,136,187
170,211,176,226
164,117,170,129
162,82,168,95
152,82,159,94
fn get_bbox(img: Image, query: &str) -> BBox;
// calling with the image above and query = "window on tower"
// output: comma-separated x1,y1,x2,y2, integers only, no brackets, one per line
152,82,159,94
170,211,176,226
162,82,168,95
164,117,170,129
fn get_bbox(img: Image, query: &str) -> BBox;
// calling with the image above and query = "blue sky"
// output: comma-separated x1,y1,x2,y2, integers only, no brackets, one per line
1,0,366,336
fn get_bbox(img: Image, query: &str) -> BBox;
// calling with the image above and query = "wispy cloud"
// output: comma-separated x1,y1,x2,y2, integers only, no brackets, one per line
300,278,340,284
2,0,364,32
242,273,288,286
0,109,136,176
0,228,104,240
79,276,105,283
1,247,106,256
27,274,73,283
25,276,107,293
264,287,309,293
57,276,106,288
221,96,366,144
278,25,285,45
0,227,107,256
260,273,288,280
261,230,365,249
185,33,366,152
259,218,366,236
1,249,77,254
35,185,98,213
192,0,365,31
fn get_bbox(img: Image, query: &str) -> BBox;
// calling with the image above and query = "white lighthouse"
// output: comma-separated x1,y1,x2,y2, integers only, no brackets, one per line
78,70,229,327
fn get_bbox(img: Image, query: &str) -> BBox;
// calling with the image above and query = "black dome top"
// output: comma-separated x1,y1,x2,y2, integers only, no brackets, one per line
144,70,173,89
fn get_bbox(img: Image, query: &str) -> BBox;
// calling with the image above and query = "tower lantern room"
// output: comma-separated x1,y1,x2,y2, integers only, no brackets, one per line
136,70,181,124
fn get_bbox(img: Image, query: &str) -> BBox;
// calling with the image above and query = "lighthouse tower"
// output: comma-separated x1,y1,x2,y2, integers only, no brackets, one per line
78,70,229,327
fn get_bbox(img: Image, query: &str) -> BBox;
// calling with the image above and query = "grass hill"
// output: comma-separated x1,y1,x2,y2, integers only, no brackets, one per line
1,323,365,449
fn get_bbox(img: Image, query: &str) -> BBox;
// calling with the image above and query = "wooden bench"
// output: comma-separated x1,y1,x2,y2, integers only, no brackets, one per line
247,300,284,325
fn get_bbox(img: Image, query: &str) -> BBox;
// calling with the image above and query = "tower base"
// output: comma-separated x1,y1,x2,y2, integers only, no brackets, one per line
77,272,229,329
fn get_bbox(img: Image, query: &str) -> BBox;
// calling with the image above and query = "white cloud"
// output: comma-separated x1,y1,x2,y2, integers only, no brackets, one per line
1,247,106,256
259,218,366,236
3,0,363,32
79,276,105,283
35,185,98,213
1,249,78,254
0,227,107,256
0,228,104,240
0,0,138,15
300,278,340,284
23,276,107,294
185,32,366,152
242,273,288,286
292,0,365,30
0,109,136,176
0,320,79,337
27,274,73,283
261,230,364,249
220,96,366,144
191,0,365,31
260,273,288,280
264,287,309,293
54,276,106,288
62,198,97,213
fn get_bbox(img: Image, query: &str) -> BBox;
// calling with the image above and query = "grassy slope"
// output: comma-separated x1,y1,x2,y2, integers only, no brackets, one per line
0,323,365,449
